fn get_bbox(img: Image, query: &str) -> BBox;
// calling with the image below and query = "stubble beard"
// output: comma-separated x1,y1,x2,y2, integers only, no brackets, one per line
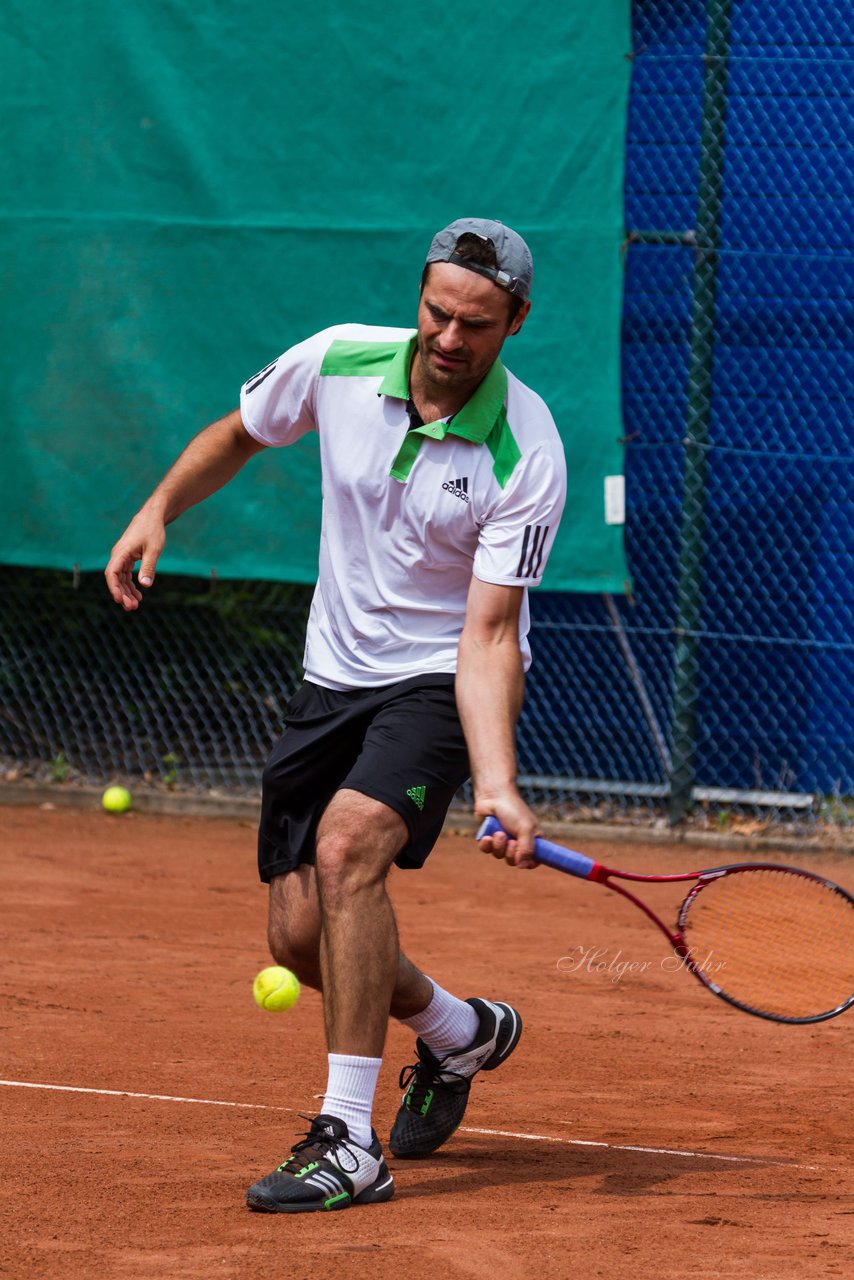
415,333,476,395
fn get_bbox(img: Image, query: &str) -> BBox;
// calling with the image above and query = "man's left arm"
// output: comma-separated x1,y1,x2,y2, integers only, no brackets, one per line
456,577,539,868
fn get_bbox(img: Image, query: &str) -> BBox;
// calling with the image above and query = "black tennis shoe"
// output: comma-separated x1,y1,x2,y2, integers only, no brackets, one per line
246,1114,394,1213
389,997,523,1159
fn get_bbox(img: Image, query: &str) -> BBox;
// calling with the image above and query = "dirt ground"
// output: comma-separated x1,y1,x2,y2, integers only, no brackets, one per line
1,806,852,1279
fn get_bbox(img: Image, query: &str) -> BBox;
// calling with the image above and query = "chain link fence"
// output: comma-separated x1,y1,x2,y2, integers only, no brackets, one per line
612,0,852,829
0,570,311,795
1,0,852,833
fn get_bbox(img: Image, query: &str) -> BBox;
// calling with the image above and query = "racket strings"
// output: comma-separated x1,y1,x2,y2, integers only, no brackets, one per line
681,868,854,1021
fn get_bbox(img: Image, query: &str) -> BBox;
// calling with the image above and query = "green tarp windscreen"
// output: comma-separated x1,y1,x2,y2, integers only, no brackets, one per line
1,1,631,591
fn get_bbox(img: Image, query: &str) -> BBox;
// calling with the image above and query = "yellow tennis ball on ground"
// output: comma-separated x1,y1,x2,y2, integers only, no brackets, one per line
253,966,301,1011
102,785,132,813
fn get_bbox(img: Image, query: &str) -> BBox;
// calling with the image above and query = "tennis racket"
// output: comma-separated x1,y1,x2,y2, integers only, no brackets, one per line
477,817,854,1024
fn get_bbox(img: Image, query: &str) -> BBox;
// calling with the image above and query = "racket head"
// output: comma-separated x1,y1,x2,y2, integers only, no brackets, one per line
676,862,854,1024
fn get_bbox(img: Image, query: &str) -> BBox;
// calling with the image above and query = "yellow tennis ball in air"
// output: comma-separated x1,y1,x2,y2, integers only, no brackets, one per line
102,785,132,813
253,966,301,1012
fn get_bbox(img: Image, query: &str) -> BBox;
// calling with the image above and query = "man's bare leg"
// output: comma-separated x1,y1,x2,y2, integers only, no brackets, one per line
313,788,424,1055
266,817,433,1021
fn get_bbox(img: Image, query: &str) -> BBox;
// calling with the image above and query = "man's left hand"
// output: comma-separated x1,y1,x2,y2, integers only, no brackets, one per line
475,792,540,870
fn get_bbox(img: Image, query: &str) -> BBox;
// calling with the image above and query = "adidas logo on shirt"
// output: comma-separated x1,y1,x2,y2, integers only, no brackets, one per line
442,476,470,503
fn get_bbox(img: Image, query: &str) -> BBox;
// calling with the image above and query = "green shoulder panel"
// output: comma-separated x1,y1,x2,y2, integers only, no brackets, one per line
485,408,522,488
320,339,405,377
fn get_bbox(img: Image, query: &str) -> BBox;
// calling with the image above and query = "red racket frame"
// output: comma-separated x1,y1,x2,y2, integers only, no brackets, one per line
477,818,854,1024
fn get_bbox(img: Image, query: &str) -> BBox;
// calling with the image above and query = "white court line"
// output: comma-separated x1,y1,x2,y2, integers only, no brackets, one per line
0,1079,289,1111
0,1079,818,1170
460,1126,795,1165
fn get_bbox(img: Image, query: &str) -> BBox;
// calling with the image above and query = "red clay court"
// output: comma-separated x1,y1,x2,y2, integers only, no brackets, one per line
2,806,852,1278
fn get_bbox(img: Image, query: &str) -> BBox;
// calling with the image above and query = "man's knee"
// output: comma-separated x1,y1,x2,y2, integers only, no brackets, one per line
267,923,321,986
314,791,408,908
267,868,321,986
267,936,320,993
314,826,399,909
315,828,376,895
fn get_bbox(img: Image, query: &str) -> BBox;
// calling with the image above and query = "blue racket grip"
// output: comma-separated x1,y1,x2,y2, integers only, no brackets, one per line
476,816,596,880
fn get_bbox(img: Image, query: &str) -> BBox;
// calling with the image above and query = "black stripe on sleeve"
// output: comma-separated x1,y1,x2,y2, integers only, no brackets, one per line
516,525,532,578
514,524,551,579
245,361,278,394
525,525,545,577
531,525,549,578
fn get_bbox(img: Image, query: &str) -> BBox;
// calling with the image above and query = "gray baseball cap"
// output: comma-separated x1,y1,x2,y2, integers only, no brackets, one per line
425,217,533,301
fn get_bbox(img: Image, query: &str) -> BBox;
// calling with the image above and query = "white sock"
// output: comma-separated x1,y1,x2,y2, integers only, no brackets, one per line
400,979,479,1060
321,1053,382,1149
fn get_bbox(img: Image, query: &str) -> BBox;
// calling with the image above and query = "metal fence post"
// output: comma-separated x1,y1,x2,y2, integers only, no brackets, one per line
668,0,734,825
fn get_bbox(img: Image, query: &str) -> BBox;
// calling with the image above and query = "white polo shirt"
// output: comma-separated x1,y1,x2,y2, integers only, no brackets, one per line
240,324,566,690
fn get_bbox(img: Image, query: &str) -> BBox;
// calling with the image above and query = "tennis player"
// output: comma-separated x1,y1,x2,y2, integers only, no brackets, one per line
105,218,567,1212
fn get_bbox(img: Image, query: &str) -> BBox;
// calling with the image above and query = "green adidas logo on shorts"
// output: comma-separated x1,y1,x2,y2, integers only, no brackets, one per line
406,785,426,811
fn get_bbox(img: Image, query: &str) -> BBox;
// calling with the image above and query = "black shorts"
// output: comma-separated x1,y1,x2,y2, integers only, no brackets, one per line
257,674,470,882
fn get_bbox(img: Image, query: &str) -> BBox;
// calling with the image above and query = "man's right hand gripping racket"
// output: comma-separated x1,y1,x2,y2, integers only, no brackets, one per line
477,817,854,1024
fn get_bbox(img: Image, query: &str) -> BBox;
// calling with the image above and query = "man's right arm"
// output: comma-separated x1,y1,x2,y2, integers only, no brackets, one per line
105,408,266,612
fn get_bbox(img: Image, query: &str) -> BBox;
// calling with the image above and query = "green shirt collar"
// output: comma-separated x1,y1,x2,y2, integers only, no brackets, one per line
379,334,508,446
378,334,416,399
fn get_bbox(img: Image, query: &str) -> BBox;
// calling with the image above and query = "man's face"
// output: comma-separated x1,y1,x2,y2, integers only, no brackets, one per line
415,262,530,398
